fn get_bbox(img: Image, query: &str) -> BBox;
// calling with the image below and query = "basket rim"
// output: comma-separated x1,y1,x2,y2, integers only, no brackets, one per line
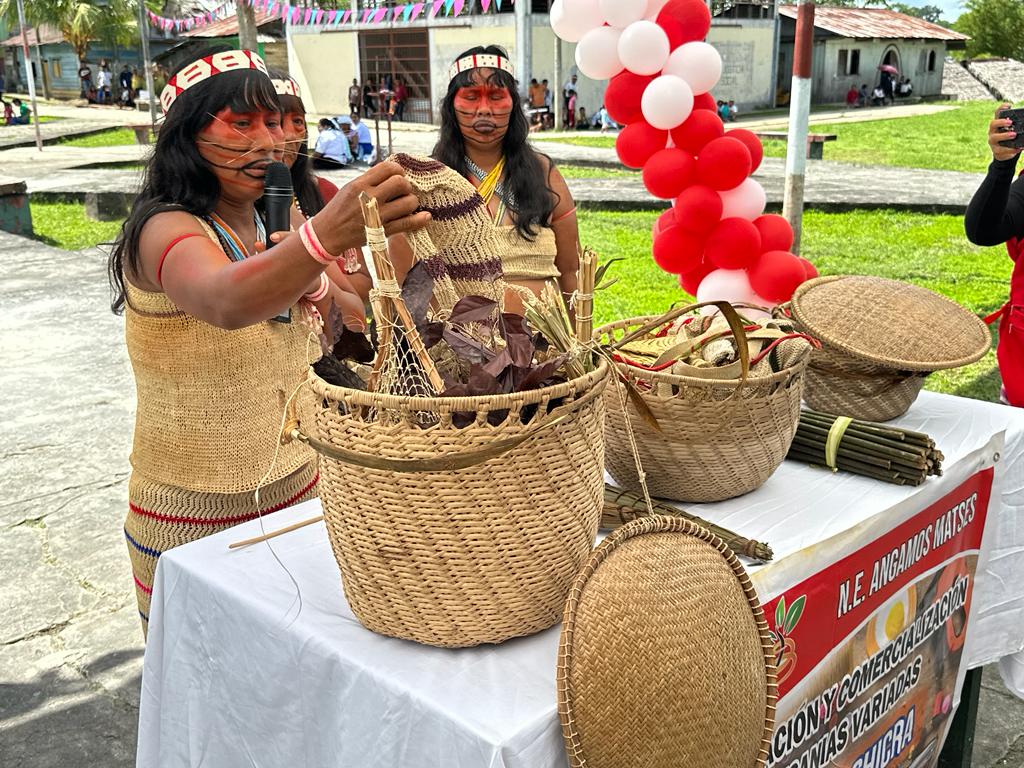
557,515,777,768
790,275,991,372
309,355,609,409
594,315,811,388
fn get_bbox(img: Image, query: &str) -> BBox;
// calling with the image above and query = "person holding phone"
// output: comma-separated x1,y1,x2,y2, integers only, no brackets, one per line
965,103,1024,406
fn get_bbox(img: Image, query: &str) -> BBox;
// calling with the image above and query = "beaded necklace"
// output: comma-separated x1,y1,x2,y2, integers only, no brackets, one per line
205,212,289,323
464,156,515,226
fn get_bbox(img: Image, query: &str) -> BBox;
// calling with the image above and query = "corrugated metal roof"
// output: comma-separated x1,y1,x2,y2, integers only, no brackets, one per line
182,10,278,38
0,24,66,48
778,6,969,41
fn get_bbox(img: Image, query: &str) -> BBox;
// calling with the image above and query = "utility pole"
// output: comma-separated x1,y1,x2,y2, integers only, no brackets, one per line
781,0,814,255
515,0,531,100
16,0,43,152
552,1,561,129
137,0,158,129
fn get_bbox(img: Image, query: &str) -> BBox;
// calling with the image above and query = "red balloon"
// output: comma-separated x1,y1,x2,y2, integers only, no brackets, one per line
653,225,705,275
727,128,765,173
679,259,714,296
674,185,722,234
693,92,717,112
749,250,807,303
643,148,696,199
704,217,762,270
656,0,712,50
753,214,794,252
695,136,752,191
616,121,669,169
605,71,655,126
653,206,677,239
799,257,819,280
670,110,725,154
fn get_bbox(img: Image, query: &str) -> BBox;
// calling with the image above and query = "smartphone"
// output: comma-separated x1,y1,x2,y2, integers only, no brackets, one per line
998,107,1024,149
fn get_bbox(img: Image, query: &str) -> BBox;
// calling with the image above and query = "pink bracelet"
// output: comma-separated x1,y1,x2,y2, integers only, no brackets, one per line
304,273,330,302
299,218,338,265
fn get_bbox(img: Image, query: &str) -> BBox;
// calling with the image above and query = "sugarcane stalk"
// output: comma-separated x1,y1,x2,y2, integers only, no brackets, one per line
802,410,936,445
794,422,929,465
787,447,916,485
603,484,774,562
799,416,935,456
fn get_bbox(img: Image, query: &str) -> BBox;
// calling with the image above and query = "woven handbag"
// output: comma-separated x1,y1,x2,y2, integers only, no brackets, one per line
558,515,777,768
790,276,991,422
596,311,812,503
292,360,609,648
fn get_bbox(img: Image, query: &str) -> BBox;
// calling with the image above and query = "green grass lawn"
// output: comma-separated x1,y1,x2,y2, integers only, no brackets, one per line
538,101,1001,174
581,208,1006,403
30,201,122,250
58,127,138,147
559,164,637,179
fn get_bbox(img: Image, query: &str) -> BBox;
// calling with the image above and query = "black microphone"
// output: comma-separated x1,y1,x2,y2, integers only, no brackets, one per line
262,161,294,237
261,161,294,323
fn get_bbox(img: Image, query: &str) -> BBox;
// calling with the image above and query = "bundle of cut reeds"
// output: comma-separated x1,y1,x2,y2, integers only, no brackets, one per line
787,410,943,486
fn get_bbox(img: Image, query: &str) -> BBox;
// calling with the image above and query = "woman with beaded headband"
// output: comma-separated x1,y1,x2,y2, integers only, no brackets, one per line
109,50,429,635
268,69,372,305
430,45,580,314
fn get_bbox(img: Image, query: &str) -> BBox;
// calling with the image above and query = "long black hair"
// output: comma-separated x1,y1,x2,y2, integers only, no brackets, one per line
107,60,280,313
432,45,558,241
267,68,325,218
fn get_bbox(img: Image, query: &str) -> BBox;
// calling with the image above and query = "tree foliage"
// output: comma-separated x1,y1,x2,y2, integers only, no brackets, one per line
956,0,1024,60
0,0,138,61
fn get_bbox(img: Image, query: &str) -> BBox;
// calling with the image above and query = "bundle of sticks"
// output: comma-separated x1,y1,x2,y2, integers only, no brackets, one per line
787,410,943,486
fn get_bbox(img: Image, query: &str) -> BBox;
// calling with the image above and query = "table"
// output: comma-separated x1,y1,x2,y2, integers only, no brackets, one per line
137,392,1024,767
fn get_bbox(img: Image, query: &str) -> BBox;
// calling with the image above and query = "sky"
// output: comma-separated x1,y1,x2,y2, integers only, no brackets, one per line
933,0,965,22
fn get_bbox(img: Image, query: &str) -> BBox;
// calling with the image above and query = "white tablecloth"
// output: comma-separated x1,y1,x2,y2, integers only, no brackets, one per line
137,391,1024,768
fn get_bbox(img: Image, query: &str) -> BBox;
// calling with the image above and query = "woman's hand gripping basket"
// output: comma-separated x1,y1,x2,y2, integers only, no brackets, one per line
289,196,610,648
596,304,815,503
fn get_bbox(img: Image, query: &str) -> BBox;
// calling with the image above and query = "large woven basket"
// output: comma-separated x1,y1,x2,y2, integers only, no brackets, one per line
294,359,609,648
596,316,811,503
558,515,777,768
791,276,991,422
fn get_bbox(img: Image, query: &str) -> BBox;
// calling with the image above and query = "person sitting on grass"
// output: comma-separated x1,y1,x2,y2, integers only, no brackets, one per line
846,84,859,108
11,98,29,125
2,99,13,126
577,106,589,130
312,117,352,169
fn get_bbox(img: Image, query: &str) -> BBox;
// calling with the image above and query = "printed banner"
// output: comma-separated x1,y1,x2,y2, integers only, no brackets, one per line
763,468,994,768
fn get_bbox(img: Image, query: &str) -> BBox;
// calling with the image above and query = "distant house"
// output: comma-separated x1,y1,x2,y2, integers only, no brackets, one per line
156,11,288,76
777,6,969,104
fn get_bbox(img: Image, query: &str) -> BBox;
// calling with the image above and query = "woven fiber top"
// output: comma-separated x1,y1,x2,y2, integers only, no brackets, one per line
790,275,990,372
558,516,776,768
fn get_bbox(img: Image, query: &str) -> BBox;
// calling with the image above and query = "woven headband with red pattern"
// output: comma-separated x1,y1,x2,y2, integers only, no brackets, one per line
160,50,269,114
447,54,515,84
272,77,301,100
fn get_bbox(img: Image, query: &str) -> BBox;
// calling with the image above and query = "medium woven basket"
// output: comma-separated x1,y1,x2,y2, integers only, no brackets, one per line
596,316,811,503
791,276,991,422
558,515,777,768
296,359,609,648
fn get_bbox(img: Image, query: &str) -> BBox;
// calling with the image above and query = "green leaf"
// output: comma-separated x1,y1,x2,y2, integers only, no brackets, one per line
785,595,806,635
775,597,787,631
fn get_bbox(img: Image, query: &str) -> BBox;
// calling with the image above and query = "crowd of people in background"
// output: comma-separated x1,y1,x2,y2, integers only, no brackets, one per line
350,75,409,121
845,74,913,108
75,59,142,109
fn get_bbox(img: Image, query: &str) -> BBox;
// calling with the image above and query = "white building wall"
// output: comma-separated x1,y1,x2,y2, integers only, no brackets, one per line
707,19,776,110
814,37,948,103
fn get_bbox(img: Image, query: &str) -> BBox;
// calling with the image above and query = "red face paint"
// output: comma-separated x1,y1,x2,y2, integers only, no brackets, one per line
453,69,513,147
279,110,307,169
197,107,283,197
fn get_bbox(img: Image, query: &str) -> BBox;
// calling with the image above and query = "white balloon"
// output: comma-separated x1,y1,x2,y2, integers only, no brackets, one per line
551,0,605,43
696,269,760,316
575,26,624,81
663,42,723,95
719,179,767,221
645,0,671,20
617,20,670,76
641,74,694,130
601,0,647,29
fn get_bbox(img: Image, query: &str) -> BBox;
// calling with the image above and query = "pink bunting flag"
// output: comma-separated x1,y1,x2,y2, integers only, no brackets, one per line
411,3,425,21
481,0,490,10
302,8,312,24
430,0,444,18
453,0,465,15
362,8,373,23
293,7,303,24
327,10,336,23
281,4,290,21
342,9,352,23
372,7,388,22
392,6,405,20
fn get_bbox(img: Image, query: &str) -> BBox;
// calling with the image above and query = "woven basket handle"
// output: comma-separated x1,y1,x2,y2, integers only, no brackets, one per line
289,383,603,473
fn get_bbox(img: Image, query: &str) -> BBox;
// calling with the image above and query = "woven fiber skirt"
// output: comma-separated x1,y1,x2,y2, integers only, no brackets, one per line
124,462,318,636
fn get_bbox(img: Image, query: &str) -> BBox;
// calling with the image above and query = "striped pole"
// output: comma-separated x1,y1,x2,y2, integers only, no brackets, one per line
782,0,814,255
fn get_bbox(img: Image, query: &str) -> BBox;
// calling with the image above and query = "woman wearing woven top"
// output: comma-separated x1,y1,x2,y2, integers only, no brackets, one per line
108,50,429,635
393,45,580,314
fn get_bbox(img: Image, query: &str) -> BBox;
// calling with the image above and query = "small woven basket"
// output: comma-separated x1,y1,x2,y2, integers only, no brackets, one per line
558,515,777,768
791,276,991,422
295,359,610,648
596,315,811,503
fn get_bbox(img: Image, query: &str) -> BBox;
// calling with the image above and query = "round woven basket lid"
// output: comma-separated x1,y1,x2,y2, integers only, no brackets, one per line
557,516,776,768
790,275,990,372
